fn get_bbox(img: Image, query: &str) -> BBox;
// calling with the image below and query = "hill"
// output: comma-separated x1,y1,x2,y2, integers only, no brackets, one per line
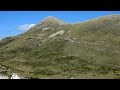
0,15,120,79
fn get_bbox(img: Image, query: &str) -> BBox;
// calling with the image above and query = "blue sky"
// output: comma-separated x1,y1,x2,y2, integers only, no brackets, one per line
0,11,120,39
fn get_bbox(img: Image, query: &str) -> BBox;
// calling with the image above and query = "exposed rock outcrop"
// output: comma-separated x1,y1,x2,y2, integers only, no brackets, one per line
49,30,65,38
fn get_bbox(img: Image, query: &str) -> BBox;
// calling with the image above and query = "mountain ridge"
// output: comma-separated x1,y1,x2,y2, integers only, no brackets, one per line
0,14,120,79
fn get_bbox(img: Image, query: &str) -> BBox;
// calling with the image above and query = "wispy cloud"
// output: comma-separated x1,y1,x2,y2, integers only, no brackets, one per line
18,24,35,31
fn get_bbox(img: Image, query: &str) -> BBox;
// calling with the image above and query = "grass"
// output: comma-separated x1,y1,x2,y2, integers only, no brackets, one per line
0,15,120,79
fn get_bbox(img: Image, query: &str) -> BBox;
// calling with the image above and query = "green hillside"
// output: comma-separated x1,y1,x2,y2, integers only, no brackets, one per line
0,15,120,79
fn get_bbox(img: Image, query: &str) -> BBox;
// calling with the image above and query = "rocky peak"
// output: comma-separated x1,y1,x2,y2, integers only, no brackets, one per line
41,16,66,25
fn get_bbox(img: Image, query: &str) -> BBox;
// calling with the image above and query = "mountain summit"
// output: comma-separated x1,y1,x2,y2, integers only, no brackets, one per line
0,14,120,79
28,16,67,33
41,16,66,25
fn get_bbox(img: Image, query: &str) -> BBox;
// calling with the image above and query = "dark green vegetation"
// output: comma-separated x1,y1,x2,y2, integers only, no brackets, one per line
0,15,120,79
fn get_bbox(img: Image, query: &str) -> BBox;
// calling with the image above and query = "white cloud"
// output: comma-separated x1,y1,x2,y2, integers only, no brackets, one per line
18,24,35,31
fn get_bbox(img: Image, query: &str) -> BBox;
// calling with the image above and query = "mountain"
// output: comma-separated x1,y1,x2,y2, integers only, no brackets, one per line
40,16,66,25
0,15,120,79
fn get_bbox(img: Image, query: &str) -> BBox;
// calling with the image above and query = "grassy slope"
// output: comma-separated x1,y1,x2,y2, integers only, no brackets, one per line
0,15,120,79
